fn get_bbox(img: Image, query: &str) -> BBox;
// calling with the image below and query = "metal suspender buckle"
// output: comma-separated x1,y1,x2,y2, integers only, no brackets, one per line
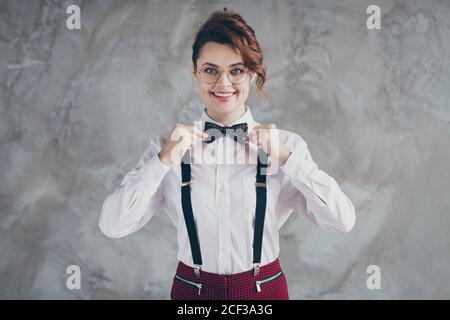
255,182,266,188
253,263,260,276
194,265,201,278
181,181,192,187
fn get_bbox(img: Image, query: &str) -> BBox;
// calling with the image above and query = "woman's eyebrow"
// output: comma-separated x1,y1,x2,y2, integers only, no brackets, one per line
202,62,244,68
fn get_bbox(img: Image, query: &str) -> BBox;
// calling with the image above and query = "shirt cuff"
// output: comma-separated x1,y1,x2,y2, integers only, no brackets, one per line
138,153,172,193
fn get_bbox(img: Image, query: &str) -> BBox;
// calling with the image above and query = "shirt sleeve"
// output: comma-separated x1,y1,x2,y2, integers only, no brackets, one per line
98,133,172,238
279,132,356,233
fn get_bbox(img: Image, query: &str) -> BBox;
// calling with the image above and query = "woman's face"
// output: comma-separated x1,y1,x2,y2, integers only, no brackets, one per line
193,42,253,120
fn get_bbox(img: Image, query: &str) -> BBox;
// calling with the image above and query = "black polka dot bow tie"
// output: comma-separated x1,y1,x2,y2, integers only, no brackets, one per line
203,121,248,144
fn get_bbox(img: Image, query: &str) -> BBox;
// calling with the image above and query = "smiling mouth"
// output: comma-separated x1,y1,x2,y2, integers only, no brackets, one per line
210,91,237,97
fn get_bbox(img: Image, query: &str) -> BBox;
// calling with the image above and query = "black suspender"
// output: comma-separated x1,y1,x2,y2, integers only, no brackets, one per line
180,150,203,278
180,148,268,278
252,148,269,275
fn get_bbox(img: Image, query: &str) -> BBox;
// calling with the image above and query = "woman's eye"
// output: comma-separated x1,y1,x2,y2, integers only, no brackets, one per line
205,68,218,75
230,68,244,76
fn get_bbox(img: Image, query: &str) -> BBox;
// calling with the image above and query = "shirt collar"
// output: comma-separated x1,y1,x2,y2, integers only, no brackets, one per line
199,105,258,132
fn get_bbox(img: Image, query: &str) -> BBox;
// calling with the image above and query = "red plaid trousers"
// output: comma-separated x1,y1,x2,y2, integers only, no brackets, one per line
170,258,289,300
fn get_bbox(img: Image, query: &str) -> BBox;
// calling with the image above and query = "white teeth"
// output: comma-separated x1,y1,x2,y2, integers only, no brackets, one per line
212,92,235,97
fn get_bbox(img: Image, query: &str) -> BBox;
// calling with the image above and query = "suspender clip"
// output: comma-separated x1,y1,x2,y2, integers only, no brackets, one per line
194,265,201,278
181,181,192,187
253,263,260,276
255,182,266,188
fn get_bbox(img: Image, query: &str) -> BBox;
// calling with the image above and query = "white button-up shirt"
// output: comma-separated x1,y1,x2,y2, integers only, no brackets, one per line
99,106,356,274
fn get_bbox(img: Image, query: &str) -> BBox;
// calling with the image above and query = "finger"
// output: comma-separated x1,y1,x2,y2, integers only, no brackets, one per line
247,128,258,139
250,128,265,141
247,134,258,144
190,132,206,147
173,126,207,143
246,131,257,143
198,129,209,139
192,132,205,142
182,124,209,139
191,128,208,139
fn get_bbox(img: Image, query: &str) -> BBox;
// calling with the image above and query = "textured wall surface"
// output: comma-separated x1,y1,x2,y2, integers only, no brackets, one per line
1,0,449,299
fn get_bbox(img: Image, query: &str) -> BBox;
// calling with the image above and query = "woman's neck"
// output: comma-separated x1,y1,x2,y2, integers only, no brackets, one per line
206,105,247,126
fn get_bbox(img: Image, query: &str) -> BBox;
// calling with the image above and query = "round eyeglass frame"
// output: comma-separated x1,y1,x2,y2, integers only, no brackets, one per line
195,66,250,85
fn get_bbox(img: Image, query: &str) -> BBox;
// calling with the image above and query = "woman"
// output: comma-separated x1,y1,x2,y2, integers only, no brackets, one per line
99,8,356,300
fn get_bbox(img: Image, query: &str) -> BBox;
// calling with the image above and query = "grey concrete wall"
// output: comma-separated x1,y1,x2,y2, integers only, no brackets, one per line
1,0,449,299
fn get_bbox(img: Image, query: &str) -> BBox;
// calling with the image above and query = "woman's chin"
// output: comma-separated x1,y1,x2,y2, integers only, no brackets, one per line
209,100,237,111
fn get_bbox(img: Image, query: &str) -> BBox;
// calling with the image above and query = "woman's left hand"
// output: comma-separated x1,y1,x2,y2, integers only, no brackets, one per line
245,124,293,165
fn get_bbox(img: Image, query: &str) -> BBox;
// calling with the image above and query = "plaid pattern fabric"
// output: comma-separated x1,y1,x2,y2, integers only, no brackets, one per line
170,258,289,300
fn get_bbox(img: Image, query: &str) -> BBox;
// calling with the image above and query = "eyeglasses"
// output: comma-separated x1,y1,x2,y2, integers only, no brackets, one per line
195,65,250,85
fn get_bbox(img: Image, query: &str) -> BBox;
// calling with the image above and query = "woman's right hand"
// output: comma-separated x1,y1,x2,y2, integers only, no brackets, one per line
158,122,209,166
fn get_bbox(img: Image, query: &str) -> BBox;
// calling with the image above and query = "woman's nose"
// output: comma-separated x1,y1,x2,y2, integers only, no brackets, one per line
216,71,232,86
